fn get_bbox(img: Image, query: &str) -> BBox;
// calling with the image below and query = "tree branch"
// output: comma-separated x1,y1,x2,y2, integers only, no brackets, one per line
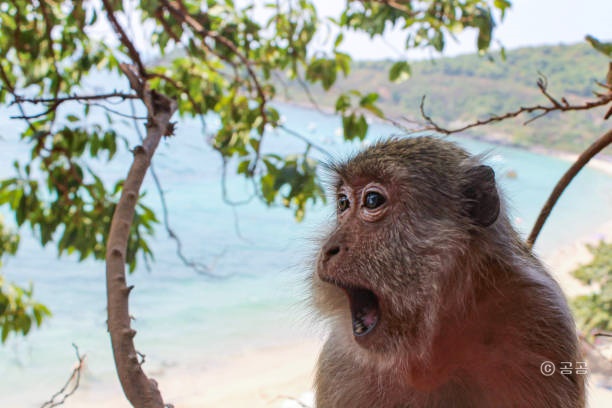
101,0,147,77
128,99,213,275
9,92,139,120
526,128,612,248
40,344,86,408
11,92,138,105
160,0,269,123
0,63,48,138
105,64,177,408
102,3,177,407
416,78,612,135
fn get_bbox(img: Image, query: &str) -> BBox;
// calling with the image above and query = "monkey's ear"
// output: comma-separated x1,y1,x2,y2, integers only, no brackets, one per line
461,165,500,227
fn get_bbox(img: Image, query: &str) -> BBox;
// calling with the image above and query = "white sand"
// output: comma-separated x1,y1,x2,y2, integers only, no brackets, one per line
58,341,321,408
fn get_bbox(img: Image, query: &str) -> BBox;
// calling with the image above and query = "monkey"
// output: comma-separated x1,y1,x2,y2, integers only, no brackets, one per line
312,136,585,407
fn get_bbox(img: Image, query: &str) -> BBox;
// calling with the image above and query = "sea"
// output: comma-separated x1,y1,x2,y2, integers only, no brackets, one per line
1,97,611,406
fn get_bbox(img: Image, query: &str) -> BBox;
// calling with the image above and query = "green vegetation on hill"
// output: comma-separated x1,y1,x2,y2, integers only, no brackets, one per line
281,43,612,153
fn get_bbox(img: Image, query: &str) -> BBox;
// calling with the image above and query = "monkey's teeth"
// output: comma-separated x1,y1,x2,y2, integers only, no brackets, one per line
345,288,379,337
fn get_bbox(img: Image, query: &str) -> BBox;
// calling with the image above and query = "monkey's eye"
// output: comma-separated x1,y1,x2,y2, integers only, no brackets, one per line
364,191,385,209
337,194,350,212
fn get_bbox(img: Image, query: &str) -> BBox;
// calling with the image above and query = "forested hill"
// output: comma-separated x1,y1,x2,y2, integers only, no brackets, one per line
281,43,611,154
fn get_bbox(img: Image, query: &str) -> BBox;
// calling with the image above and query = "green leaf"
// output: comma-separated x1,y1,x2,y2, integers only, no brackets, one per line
389,61,411,83
1,324,8,343
335,94,351,112
585,35,612,57
359,93,379,106
334,32,344,49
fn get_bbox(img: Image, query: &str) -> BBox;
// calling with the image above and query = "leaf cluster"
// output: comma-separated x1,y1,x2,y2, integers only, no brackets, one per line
0,275,51,343
0,0,509,338
571,241,612,335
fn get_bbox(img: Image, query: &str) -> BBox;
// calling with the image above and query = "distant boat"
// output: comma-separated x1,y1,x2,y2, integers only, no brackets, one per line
505,169,518,179
490,154,506,163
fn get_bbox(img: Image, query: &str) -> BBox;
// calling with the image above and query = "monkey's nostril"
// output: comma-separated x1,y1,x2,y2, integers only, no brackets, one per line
326,245,341,259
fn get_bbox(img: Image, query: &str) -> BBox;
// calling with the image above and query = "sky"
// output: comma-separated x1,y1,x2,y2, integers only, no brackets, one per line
101,0,612,62
312,0,612,60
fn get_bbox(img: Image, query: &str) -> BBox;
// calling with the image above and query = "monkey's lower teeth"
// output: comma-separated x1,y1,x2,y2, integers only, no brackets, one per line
346,288,379,337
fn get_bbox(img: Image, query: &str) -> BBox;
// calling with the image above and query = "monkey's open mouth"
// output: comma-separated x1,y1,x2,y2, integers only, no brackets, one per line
345,287,379,337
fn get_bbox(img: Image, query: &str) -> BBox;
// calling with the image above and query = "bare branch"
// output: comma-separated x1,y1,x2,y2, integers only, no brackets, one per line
0,63,49,138
593,330,612,338
40,344,86,408
76,100,147,120
12,92,138,106
295,74,327,115
148,72,204,115
416,82,612,135
9,92,139,120
127,99,217,275
101,0,147,77
536,73,562,108
526,128,612,248
277,124,333,160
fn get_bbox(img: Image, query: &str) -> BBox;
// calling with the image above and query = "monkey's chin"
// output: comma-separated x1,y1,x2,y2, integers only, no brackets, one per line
345,287,380,338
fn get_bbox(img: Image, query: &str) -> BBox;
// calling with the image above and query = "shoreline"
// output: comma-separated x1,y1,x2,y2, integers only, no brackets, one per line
52,339,322,408
543,219,612,297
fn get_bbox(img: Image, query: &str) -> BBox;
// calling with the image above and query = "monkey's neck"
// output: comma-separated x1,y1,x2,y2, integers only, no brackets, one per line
407,248,552,391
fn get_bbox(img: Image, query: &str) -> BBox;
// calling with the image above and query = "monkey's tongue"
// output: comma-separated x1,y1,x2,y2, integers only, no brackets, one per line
346,288,379,337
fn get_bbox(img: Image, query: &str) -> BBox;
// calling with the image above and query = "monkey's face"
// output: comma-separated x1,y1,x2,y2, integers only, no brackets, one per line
314,137,500,355
315,178,445,353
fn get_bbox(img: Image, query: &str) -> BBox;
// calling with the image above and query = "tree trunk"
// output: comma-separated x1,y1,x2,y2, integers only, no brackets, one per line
105,70,177,407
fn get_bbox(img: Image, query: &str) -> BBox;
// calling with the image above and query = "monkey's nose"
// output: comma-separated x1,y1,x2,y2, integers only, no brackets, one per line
322,244,341,263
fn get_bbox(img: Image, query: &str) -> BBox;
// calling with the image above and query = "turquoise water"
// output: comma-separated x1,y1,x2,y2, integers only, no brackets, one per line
0,102,611,406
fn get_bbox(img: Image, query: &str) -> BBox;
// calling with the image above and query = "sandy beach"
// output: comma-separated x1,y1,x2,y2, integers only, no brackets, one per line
54,340,321,408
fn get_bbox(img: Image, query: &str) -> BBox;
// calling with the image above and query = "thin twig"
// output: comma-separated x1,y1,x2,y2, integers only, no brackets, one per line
12,92,138,105
77,100,147,120
40,344,86,408
128,99,212,275
160,0,270,172
160,0,268,116
526,128,612,248
594,330,612,338
295,74,327,115
0,63,47,138
8,90,137,121
101,0,147,77
416,81,612,135
277,124,333,160
148,72,203,115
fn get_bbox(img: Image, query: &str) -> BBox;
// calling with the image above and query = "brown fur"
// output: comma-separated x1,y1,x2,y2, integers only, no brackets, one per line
312,137,585,407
